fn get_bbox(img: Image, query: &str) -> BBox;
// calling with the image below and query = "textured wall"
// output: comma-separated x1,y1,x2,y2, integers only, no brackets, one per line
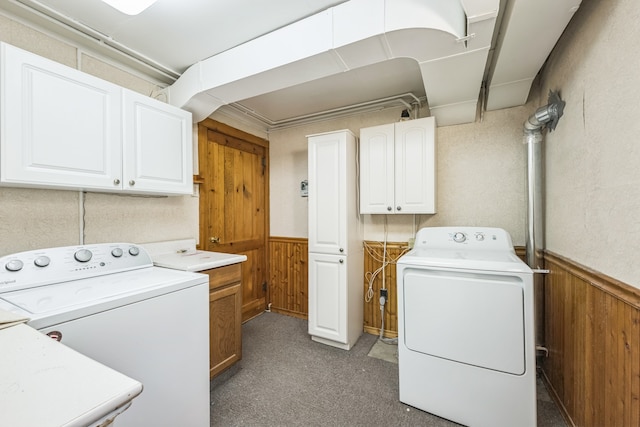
418,105,529,245
267,104,529,245
538,0,640,289
0,14,198,255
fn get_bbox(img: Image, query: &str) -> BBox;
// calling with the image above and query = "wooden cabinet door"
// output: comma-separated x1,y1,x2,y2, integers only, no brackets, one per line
205,263,242,378
0,42,122,191
122,90,193,195
198,119,268,323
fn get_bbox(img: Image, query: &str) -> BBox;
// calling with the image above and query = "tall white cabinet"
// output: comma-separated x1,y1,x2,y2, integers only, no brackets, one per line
307,130,363,350
359,117,436,214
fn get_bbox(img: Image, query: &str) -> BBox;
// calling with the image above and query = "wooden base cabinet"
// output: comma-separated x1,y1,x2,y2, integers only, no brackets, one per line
203,264,242,378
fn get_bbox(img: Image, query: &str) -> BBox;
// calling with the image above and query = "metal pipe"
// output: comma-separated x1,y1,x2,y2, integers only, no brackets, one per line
523,90,565,349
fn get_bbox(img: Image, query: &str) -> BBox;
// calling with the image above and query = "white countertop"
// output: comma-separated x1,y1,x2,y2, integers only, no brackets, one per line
0,322,142,427
142,239,247,272
152,250,247,271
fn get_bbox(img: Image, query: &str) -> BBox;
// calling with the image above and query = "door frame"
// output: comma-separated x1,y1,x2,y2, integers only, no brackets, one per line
196,118,270,317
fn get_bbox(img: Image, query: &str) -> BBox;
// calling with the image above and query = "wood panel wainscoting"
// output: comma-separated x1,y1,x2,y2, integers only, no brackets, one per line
268,237,308,319
542,251,640,427
268,239,525,339
362,241,409,338
267,238,409,335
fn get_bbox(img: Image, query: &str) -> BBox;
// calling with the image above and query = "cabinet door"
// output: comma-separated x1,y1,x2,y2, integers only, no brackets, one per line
209,283,242,378
123,90,193,195
359,124,394,214
0,43,122,191
204,264,242,379
308,253,347,344
308,131,348,255
394,117,436,214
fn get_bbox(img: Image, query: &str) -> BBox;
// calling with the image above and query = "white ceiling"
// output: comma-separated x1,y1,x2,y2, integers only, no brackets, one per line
1,0,582,129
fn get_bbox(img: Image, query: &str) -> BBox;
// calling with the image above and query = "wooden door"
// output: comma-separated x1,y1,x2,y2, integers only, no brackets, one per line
197,119,269,322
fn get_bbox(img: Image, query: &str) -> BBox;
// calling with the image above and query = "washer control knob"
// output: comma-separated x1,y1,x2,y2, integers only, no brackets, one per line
46,331,62,342
453,232,466,243
111,248,124,258
128,246,140,256
475,233,485,241
5,259,24,272
34,256,50,268
74,249,93,263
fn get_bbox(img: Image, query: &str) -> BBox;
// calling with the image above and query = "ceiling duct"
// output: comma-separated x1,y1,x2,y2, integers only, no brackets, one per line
169,0,499,126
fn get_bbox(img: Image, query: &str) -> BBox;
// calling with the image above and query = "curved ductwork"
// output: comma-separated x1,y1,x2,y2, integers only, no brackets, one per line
523,90,565,348
168,0,499,125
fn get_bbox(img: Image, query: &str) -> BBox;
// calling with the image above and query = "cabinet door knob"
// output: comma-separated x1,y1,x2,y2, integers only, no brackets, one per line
387,206,392,211
339,259,344,264
396,206,402,211
339,248,344,253
129,180,136,186
113,178,121,185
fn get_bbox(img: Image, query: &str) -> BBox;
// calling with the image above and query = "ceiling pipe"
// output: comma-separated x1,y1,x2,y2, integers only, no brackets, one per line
523,90,565,351
228,92,425,131
8,0,181,81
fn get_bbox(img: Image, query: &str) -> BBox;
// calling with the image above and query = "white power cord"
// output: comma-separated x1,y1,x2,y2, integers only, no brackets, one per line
363,218,410,343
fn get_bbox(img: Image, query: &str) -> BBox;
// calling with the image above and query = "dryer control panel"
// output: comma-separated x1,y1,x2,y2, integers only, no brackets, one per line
414,227,514,251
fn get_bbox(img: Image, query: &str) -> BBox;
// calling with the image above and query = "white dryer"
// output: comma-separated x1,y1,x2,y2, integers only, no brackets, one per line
396,227,536,427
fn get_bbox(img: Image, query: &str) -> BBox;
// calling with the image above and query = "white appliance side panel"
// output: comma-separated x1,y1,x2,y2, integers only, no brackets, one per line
403,268,525,375
308,253,346,343
38,284,209,427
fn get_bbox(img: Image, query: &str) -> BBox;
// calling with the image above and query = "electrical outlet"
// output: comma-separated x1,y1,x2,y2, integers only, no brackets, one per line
380,289,388,299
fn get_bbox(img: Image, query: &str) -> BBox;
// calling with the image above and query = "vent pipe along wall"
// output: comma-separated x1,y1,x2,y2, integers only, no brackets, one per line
523,90,565,349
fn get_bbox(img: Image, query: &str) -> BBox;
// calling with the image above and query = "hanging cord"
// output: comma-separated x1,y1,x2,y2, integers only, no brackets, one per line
379,224,387,341
363,231,411,302
364,218,389,302
362,218,406,344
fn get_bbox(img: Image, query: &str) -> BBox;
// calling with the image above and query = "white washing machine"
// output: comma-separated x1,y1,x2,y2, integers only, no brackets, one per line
0,243,210,427
396,227,536,427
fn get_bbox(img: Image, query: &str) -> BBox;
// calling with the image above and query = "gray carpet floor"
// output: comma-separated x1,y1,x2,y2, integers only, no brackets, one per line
210,312,567,427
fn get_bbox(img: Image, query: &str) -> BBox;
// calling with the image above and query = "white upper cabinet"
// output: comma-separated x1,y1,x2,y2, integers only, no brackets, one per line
123,90,192,195
0,42,192,195
359,117,436,214
0,43,122,191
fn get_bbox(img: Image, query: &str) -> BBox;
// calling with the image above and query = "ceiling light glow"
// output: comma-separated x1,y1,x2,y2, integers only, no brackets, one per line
100,0,158,15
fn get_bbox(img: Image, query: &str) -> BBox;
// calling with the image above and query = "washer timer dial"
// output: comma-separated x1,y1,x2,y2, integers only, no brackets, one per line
453,232,467,243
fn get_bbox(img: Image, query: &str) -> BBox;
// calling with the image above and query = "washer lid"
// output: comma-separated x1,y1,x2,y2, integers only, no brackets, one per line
0,267,207,328
398,248,532,273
